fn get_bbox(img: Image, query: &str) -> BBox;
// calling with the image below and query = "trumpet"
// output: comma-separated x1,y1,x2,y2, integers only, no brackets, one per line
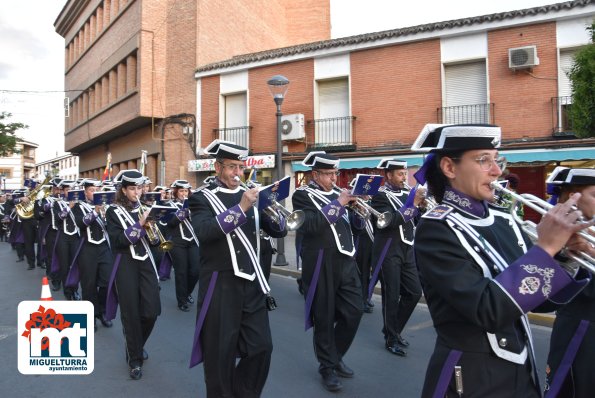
234,176,305,231
404,182,437,209
137,197,174,252
333,184,392,229
489,181,595,274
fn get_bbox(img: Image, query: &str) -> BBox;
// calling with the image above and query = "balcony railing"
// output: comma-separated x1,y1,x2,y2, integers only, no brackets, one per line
307,116,356,151
212,126,251,149
551,96,575,137
437,103,494,124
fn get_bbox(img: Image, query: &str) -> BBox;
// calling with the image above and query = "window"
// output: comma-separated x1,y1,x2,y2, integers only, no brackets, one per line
443,61,488,123
221,92,248,147
316,78,351,145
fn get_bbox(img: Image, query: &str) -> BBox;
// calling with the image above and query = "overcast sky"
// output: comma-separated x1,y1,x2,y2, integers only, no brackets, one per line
0,0,558,162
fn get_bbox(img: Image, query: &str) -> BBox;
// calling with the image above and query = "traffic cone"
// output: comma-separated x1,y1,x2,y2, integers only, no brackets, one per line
40,277,53,301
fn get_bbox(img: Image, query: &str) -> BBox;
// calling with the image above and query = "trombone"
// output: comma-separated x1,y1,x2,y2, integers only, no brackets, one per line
490,181,595,274
333,184,392,229
234,176,305,231
137,196,174,252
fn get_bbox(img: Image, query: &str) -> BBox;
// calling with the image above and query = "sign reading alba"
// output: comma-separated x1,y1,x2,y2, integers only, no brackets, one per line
188,155,275,172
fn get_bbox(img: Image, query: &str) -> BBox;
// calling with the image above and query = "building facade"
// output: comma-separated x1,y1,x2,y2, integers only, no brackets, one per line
193,0,595,221
0,141,38,191
35,153,80,181
54,0,331,185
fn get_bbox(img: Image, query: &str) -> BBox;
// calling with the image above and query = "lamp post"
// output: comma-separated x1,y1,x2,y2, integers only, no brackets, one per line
267,75,290,267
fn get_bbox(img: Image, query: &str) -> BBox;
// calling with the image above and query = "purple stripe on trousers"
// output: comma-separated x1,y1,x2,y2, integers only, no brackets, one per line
189,271,219,368
50,230,62,274
159,252,173,279
546,319,589,397
367,238,392,300
105,253,123,321
432,349,463,398
38,224,50,260
65,238,86,287
304,249,325,331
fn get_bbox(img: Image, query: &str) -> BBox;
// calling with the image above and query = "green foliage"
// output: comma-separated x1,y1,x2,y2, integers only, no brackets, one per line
568,22,595,138
0,112,27,157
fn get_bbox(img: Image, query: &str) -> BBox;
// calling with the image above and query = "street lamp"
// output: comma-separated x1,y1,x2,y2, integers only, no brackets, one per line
267,75,290,267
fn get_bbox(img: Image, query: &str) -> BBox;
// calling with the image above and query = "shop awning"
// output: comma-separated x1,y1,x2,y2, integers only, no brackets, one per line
291,147,595,172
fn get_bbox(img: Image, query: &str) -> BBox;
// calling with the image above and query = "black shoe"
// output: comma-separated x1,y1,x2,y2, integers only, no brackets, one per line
386,343,407,357
72,291,81,301
38,264,46,269
178,303,190,312
367,298,374,307
335,361,354,378
187,295,194,304
142,349,148,361
395,333,410,347
363,303,373,313
129,366,142,380
50,281,61,291
97,314,113,328
27,264,35,270
320,368,342,392
16,258,24,262
297,278,304,295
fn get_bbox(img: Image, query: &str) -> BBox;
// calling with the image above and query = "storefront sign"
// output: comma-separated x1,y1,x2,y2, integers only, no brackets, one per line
188,154,275,172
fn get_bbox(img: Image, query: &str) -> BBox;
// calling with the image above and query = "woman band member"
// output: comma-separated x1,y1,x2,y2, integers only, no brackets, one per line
105,169,161,380
411,124,591,397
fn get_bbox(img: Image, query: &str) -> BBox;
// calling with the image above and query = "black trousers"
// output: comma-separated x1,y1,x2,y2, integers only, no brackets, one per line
55,233,80,297
115,255,161,368
301,248,363,370
355,234,373,306
378,243,422,344
21,218,37,266
45,228,58,279
170,242,200,306
199,270,272,398
79,241,113,316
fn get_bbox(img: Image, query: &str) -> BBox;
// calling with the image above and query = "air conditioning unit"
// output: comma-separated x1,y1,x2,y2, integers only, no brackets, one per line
280,113,305,141
508,45,540,70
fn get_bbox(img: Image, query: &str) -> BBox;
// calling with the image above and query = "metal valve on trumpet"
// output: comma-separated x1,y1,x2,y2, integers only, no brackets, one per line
332,184,392,229
138,197,174,252
234,176,305,231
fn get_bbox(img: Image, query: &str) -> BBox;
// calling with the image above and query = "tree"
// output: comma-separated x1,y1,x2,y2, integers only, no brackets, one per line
568,22,595,138
0,112,27,157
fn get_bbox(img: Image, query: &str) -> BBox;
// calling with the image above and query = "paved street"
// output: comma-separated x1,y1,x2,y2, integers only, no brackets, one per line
0,237,554,398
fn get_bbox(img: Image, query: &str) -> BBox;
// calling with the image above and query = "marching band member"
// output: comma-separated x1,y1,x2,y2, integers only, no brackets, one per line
52,180,81,300
411,124,591,397
370,159,424,356
188,140,286,398
105,169,161,380
166,179,199,312
291,151,363,392
10,189,35,267
40,178,63,290
545,167,595,397
0,193,7,242
71,179,114,330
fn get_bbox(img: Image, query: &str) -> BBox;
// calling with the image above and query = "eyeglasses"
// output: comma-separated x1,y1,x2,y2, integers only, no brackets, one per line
315,170,340,177
451,155,507,172
217,161,247,172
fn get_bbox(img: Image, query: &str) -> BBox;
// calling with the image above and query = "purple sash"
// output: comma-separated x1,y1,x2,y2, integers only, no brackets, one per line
50,230,62,274
546,319,590,397
367,238,392,300
189,271,219,367
105,254,123,321
159,252,173,279
64,238,86,287
304,249,325,331
433,349,462,398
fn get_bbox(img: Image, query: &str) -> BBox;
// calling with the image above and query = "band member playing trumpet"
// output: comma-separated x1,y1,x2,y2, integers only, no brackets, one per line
105,169,161,380
370,159,424,357
188,140,286,398
71,179,114,330
291,151,363,393
165,179,200,312
411,124,592,397
545,167,595,397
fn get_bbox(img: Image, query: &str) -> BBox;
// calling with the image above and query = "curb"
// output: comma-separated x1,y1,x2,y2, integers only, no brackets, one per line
270,266,556,328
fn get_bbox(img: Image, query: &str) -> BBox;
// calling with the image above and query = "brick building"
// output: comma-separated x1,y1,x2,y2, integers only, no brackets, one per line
193,0,595,220
0,141,38,191
54,0,331,185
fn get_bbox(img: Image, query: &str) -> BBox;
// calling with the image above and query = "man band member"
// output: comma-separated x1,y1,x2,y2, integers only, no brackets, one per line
52,180,81,300
412,123,591,397
369,159,424,357
0,193,7,242
12,188,38,270
40,178,63,290
188,140,286,398
166,179,200,312
291,151,363,393
105,169,161,380
545,167,595,397
71,179,114,330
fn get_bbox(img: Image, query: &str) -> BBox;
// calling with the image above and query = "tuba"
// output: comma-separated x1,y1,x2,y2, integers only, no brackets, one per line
16,175,51,219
